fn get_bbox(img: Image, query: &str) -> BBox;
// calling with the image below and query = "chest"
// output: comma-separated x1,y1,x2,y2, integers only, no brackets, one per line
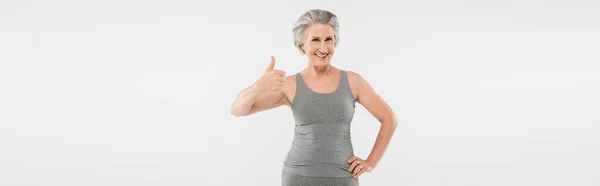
291,93,356,124
283,79,357,106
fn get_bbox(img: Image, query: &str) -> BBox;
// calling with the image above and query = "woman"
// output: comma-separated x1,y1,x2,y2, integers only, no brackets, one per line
230,9,398,186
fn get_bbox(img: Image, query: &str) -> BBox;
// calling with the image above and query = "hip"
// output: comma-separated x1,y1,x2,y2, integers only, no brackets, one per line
282,170,359,186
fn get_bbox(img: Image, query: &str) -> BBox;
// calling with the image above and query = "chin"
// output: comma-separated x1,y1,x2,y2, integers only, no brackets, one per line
312,58,330,65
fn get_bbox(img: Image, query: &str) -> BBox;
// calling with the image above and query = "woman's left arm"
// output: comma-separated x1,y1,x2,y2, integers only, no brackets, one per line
346,71,398,178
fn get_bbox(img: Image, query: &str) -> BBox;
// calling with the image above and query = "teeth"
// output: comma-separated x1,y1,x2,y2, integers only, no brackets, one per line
316,53,328,58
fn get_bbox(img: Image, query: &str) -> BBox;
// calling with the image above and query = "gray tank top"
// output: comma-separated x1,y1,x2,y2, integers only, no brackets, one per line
282,70,356,177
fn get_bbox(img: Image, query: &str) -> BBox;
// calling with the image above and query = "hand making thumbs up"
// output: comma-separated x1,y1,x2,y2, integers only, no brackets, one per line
256,56,286,93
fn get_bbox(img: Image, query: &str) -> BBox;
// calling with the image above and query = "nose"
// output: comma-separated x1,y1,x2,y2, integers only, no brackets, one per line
318,42,328,53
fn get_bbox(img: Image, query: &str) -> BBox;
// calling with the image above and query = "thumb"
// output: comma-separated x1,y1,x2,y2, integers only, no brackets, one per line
266,56,275,71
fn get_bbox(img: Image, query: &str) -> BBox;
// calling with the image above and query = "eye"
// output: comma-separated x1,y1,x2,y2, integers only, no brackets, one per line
325,38,332,41
312,38,319,42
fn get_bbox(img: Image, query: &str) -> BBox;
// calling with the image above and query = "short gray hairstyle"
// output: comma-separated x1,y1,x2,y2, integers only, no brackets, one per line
292,9,340,54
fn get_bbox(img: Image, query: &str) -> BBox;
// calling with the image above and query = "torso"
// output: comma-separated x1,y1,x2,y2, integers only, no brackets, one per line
282,67,358,107
282,67,358,177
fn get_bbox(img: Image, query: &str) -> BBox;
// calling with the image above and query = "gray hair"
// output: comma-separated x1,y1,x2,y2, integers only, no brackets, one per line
292,9,340,54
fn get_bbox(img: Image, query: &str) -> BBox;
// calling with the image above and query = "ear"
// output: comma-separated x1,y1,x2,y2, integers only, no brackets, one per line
300,43,306,53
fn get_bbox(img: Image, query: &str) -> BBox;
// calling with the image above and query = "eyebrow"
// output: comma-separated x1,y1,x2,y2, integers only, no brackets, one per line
311,36,334,39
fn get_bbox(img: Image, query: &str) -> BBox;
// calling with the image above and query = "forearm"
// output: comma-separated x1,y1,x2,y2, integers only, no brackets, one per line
230,81,264,116
365,116,398,168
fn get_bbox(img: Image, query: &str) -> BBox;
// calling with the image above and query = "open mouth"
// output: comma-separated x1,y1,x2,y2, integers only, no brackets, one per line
315,53,329,58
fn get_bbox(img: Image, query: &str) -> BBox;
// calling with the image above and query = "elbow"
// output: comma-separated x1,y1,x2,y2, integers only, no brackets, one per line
381,114,399,129
392,114,399,128
229,105,249,117
230,110,242,117
390,114,399,132
230,110,245,117
229,105,243,117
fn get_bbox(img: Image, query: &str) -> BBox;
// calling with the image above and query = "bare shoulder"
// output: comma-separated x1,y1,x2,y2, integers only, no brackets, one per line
345,70,366,101
283,74,297,90
285,74,297,83
345,70,363,84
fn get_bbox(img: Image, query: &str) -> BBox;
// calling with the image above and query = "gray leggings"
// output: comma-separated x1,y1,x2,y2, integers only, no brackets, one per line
282,171,359,186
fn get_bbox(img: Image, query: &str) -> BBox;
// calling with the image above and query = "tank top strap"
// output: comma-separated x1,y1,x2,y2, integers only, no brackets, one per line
338,70,350,93
295,72,308,93
295,72,304,88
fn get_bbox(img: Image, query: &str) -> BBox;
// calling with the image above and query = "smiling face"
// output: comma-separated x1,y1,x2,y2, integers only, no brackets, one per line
301,23,336,67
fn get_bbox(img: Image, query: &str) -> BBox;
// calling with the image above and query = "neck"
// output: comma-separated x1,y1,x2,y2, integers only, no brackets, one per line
305,64,335,77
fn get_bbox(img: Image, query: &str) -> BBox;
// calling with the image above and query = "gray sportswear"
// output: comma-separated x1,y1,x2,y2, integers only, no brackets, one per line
282,70,357,178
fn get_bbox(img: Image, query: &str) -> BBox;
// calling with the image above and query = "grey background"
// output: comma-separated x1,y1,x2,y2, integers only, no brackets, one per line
1,0,599,185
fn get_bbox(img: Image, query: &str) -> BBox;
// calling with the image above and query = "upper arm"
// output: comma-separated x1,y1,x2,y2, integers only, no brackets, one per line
244,90,289,116
347,71,396,124
243,75,294,116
